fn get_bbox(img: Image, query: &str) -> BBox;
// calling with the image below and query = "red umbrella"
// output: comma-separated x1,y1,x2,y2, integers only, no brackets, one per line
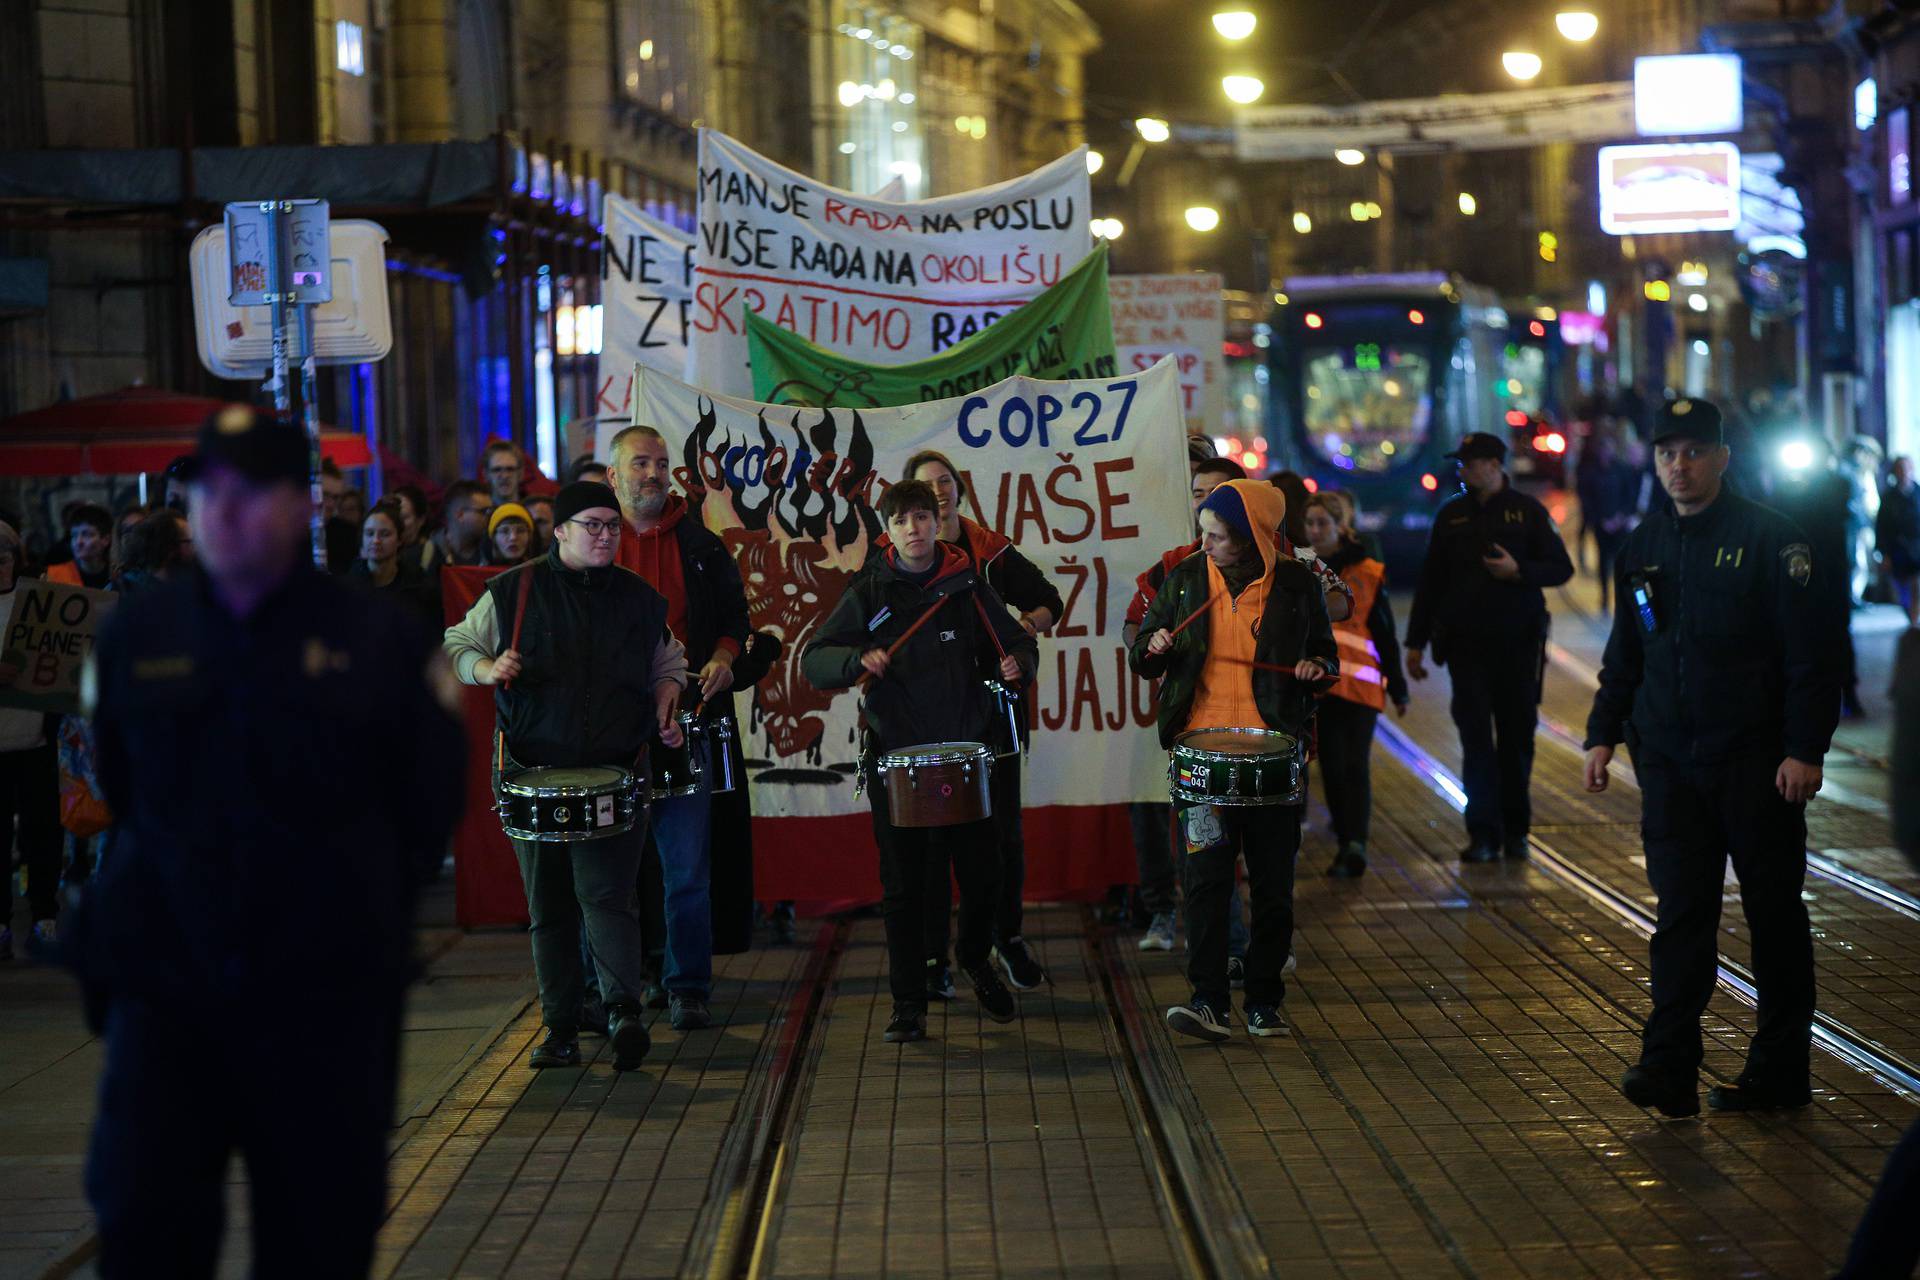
0,386,372,476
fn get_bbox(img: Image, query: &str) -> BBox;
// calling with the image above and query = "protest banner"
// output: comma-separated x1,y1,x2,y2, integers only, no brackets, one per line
746,244,1117,407
0,580,115,715
615,358,1189,820
687,129,1092,396
1110,273,1225,433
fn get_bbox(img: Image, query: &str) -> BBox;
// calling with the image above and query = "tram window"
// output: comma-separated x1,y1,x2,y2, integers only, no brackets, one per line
1302,345,1432,473
1500,342,1548,416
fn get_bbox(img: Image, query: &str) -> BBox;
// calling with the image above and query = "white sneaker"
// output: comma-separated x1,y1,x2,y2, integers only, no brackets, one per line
1137,913,1176,952
1283,952,1297,977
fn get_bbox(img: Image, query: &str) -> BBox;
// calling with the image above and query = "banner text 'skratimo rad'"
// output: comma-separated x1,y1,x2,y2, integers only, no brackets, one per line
602,359,1191,820
687,129,1092,397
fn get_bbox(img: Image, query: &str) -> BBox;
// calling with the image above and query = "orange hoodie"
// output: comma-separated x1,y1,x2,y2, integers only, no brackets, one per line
1184,480,1289,733
615,495,693,648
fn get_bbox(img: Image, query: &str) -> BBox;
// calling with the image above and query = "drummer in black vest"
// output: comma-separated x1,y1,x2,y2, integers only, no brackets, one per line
1405,431,1574,862
902,450,1064,998
801,480,1038,1044
1129,480,1337,1042
445,481,689,1071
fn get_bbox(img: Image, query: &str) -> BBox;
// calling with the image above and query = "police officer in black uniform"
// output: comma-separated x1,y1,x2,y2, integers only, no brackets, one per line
1405,432,1574,862
1583,397,1838,1118
73,407,467,1278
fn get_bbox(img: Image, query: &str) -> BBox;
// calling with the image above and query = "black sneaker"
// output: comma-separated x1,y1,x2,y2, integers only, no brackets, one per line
1460,843,1500,864
578,995,610,1037
1620,1063,1700,1118
1245,1004,1289,1037
926,957,958,1002
609,1007,651,1070
669,995,713,1031
884,1001,927,1043
1503,834,1530,860
994,936,1047,990
529,1029,581,1069
770,902,797,946
1227,956,1246,989
963,963,1018,1022
643,981,670,1010
1327,841,1368,878
1707,1076,1812,1112
1166,1000,1232,1042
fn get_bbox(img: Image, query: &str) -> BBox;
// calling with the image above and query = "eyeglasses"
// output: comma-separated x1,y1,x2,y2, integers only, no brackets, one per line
568,517,620,538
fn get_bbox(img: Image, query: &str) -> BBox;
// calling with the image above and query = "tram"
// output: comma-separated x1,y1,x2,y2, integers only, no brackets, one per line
1264,271,1509,575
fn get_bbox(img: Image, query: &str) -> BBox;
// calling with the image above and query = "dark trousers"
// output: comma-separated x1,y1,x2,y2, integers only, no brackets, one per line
1,741,61,922
87,993,402,1278
1315,697,1380,847
1129,802,1177,915
1838,1117,1920,1278
513,826,651,1032
1445,642,1540,848
872,779,998,1008
1179,800,1300,1008
925,754,1027,961
1637,749,1813,1086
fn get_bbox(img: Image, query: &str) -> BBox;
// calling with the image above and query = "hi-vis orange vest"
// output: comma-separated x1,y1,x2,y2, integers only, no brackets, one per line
1328,557,1387,712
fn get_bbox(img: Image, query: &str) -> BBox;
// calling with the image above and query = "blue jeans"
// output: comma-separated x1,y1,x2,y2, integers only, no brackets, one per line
652,736,714,1000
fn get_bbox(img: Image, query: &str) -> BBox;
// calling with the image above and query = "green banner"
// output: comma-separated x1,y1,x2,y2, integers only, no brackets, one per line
747,244,1116,407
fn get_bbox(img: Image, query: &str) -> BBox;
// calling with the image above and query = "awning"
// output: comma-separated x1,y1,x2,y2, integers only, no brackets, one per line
0,386,370,476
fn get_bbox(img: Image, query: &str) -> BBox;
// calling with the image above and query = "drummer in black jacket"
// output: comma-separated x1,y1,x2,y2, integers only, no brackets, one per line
902,449,1065,998
1584,398,1838,1118
801,480,1038,1044
1129,480,1338,1043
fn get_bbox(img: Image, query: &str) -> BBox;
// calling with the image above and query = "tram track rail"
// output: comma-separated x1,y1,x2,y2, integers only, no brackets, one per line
1377,718,1920,1103
1084,908,1275,1280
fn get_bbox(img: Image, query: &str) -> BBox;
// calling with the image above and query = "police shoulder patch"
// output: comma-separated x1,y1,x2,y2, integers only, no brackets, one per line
1781,542,1812,588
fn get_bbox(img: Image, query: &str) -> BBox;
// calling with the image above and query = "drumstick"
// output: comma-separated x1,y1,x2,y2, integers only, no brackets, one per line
856,594,952,689
500,563,535,690
1166,588,1225,639
1216,655,1330,676
971,594,1022,688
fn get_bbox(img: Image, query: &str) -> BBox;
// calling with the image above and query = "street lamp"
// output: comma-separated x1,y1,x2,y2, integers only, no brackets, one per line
1222,75,1265,105
1135,117,1171,143
1335,148,1366,166
1212,10,1257,40
1458,191,1478,215
1091,217,1124,239
1086,150,1104,176
1554,11,1599,41
1502,51,1543,81
1292,211,1312,233
1185,205,1222,232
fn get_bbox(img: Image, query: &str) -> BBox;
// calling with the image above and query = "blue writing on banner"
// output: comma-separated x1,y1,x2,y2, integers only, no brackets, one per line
955,379,1139,450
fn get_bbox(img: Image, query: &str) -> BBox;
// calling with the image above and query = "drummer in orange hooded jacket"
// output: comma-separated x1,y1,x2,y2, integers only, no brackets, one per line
1128,480,1338,1041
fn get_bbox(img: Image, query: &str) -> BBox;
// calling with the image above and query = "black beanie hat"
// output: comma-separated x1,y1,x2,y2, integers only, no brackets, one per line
552,480,620,529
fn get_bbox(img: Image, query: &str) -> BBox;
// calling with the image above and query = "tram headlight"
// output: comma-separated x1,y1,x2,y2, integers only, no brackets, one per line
1777,439,1817,473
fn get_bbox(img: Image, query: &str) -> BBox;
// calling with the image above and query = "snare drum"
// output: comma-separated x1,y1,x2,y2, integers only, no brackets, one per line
982,679,1022,759
1168,727,1306,807
875,742,994,828
498,765,643,841
650,712,705,800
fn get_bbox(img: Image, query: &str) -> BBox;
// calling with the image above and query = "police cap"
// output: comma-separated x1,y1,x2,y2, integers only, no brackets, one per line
1651,397,1724,447
182,405,311,487
1445,432,1508,463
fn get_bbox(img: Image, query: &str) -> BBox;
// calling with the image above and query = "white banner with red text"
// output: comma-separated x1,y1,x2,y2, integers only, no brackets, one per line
1110,273,1225,434
686,129,1092,397
606,358,1190,819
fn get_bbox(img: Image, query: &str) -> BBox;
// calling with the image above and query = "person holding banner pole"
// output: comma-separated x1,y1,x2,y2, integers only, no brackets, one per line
1129,479,1337,1041
802,480,1038,1044
902,450,1065,997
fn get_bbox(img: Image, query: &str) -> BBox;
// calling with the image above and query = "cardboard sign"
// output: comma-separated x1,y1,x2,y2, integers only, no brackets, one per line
1110,273,1225,431
1,581,116,715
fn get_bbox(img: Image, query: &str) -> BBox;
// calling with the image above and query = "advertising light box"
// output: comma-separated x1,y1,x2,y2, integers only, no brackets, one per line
1598,142,1742,236
1635,54,1743,136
